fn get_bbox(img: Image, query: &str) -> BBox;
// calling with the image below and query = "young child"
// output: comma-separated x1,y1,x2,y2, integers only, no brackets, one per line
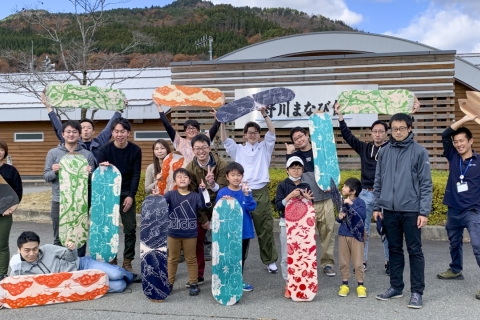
337,177,367,298
163,168,206,296
274,156,313,299
215,162,257,291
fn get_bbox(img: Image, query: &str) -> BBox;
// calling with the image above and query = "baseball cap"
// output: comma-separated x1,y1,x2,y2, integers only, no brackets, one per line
286,156,304,168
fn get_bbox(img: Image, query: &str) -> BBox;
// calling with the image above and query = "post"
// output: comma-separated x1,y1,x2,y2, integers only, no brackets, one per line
208,36,213,61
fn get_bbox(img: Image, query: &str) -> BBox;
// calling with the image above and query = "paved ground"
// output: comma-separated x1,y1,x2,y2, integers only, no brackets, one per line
3,221,480,319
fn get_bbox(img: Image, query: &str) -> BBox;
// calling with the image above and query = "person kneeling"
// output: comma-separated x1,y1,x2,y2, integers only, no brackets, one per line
9,231,137,293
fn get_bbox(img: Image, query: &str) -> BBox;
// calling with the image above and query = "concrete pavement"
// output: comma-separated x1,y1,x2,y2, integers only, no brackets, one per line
3,221,480,319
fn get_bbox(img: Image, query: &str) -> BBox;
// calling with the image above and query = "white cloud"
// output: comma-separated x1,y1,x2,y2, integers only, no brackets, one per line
209,0,363,25
384,3,480,53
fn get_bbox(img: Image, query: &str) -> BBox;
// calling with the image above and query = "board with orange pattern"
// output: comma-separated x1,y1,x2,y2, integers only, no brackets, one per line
153,85,225,108
0,270,108,309
157,153,186,195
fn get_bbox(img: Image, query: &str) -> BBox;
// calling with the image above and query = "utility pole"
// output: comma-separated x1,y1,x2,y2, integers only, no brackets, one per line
196,35,213,60
30,40,34,72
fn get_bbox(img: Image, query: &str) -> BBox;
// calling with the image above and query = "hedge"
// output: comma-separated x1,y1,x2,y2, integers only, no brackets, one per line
135,169,449,226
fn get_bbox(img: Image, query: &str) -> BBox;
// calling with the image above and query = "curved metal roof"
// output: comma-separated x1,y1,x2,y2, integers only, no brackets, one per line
217,31,480,91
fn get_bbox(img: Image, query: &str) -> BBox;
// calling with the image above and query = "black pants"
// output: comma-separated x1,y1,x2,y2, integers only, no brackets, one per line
383,210,425,295
242,239,250,273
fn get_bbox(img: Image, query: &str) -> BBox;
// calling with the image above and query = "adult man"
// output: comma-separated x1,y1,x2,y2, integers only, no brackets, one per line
373,113,432,309
286,127,336,276
437,115,480,298
9,231,137,293
44,120,96,256
97,118,142,274
186,133,228,286
220,108,279,273
42,92,122,162
335,104,390,274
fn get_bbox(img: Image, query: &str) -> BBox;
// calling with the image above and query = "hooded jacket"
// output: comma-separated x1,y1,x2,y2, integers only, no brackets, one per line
44,144,96,202
372,133,432,216
9,244,79,276
275,177,312,219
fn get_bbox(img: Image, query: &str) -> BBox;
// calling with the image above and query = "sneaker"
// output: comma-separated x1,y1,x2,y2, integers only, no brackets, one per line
437,268,464,280
268,263,278,274
385,261,390,276
338,284,349,297
168,283,173,293
185,277,205,287
189,283,200,296
284,285,291,299
179,255,185,263
408,293,423,309
324,266,336,276
376,287,403,300
243,282,254,291
132,273,142,283
363,262,367,271
357,285,367,298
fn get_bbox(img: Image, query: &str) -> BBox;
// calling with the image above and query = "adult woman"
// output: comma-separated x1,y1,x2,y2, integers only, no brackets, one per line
145,139,171,195
0,139,23,280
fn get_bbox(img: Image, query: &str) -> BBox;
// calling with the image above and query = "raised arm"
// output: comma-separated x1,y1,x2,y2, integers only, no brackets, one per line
335,103,365,154
442,115,477,156
220,122,227,143
155,101,180,142
261,107,275,134
208,119,220,140
95,111,121,146
42,92,64,142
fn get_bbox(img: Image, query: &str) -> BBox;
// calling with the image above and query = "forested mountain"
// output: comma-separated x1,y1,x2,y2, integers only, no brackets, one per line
0,0,356,71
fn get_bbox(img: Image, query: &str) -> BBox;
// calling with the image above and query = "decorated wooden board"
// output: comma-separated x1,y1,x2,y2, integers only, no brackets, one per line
459,98,480,125
285,197,317,302
337,89,414,115
0,175,19,216
157,153,185,195
140,195,170,302
46,83,126,110
0,270,108,309
153,85,225,108
59,153,89,248
89,165,121,263
211,198,243,306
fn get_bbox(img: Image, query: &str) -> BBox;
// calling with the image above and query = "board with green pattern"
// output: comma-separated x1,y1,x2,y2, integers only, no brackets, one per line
46,83,126,110
59,153,89,248
337,89,414,115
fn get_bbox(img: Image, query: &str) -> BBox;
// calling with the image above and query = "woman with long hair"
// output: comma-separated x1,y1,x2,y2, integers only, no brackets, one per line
145,139,171,195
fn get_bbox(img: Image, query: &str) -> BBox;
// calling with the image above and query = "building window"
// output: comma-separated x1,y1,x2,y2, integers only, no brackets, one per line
14,132,44,142
134,131,171,141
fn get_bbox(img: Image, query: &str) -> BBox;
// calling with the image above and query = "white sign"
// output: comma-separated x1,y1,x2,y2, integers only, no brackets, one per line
234,85,379,129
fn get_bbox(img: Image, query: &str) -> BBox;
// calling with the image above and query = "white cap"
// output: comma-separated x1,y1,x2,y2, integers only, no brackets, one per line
286,156,304,168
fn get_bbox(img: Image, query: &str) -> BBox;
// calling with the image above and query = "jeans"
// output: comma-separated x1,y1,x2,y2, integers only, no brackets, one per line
79,256,133,293
383,210,425,295
359,189,389,262
446,207,480,273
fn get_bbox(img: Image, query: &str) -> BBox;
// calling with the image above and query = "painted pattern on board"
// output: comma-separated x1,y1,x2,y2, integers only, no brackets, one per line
337,89,414,115
153,85,225,107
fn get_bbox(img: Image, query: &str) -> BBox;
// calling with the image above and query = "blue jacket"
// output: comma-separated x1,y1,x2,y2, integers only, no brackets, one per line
216,187,256,239
336,197,366,239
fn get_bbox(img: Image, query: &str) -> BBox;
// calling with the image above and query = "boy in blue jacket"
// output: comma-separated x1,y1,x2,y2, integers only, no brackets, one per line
216,162,256,291
337,177,367,298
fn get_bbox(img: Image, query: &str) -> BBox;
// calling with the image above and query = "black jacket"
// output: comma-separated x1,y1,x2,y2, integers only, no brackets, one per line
275,178,312,218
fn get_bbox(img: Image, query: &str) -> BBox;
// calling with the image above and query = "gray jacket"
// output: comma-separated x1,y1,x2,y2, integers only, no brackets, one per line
9,244,79,276
373,133,432,216
44,144,96,202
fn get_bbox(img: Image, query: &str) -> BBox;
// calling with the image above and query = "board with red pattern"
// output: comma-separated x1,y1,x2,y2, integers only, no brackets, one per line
285,197,317,302
0,270,108,309
153,85,225,108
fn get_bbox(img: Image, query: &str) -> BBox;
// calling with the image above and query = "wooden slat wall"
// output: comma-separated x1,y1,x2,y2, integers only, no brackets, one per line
170,52,458,169
454,82,480,151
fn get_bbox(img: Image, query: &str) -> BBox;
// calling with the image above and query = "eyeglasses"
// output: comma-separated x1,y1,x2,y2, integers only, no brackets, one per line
64,130,79,134
391,127,408,133
371,130,385,134
246,131,259,136
293,134,306,142
185,126,198,131
193,146,210,152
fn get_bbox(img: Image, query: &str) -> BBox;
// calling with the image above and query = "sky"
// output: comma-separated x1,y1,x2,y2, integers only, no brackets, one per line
1,0,479,54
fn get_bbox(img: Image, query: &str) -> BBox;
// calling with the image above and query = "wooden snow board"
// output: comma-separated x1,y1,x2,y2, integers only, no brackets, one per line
215,87,295,123
45,83,126,111
466,91,480,109
0,269,108,309
89,165,121,263
337,89,414,115
157,153,186,195
140,195,170,301
459,98,480,126
153,85,225,107
308,113,341,190
59,153,89,248
211,198,243,306
285,197,317,302
0,175,19,216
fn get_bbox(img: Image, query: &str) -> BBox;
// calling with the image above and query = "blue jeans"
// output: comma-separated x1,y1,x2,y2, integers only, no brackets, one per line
446,207,480,273
79,256,133,293
358,190,389,262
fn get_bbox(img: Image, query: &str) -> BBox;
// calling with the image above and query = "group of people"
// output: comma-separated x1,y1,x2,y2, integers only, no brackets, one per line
0,94,479,309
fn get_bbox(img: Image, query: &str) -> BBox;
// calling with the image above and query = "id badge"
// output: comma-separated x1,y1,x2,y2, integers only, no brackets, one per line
457,182,468,193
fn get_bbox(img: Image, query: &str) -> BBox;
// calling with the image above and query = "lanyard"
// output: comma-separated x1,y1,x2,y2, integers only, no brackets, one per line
459,158,473,182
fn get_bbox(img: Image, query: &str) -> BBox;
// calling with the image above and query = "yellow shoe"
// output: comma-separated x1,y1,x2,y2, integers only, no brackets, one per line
338,284,349,297
357,285,367,298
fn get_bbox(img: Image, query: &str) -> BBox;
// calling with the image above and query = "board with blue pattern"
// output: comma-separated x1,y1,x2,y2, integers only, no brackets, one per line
140,195,170,301
308,113,340,190
211,198,243,306
89,165,121,263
